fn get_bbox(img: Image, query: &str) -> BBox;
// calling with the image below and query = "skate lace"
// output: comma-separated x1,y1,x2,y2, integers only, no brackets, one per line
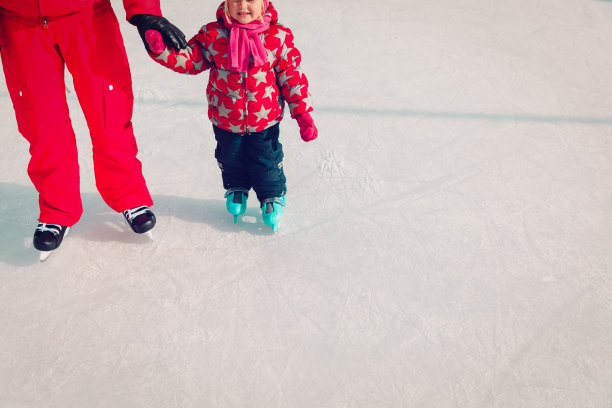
261,197,286,207
122,206,149,222
36,223,63,236
224,188,250,199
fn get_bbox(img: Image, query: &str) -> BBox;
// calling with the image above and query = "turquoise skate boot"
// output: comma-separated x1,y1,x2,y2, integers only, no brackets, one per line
261,196,286,232
225,188,249,223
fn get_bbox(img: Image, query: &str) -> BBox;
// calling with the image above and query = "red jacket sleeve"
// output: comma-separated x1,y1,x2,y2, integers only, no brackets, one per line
147,30,212,75
274,26,313,119
122,0,162,20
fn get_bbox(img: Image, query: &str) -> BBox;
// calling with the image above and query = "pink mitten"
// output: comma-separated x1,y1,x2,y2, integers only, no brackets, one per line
145,30,166,54
296,113,318,142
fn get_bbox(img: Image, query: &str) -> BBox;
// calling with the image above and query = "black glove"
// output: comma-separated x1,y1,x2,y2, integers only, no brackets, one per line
129,14,188,52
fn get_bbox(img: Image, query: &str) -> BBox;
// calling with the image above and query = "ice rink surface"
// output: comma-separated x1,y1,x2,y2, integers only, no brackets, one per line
1,0,612,406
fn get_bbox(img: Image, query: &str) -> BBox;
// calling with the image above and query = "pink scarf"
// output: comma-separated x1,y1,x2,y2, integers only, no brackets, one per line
224,13,272,72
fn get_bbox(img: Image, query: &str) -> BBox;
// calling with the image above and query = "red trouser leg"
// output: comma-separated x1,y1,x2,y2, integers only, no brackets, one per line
0,14,83,226
53,7,153,213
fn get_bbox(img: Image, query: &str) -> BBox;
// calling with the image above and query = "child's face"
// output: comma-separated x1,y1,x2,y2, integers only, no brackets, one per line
227,0,264,24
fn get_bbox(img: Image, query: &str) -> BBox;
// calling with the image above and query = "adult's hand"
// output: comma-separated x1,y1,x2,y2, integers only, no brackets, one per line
129,14,188,52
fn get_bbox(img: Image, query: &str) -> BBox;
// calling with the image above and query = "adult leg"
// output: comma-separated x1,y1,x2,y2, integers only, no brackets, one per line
53,6,153,213
244,124,286,203
0,14,82,226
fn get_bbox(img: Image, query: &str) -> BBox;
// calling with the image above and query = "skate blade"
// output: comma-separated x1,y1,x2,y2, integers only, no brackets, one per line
145,231,153,240
38,227,70,263
39,250,54,262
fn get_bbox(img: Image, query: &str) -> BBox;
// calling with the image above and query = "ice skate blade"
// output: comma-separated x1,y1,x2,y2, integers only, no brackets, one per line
145,231,153,240
233,215,238,224
38,226,70,262
39,250,54,262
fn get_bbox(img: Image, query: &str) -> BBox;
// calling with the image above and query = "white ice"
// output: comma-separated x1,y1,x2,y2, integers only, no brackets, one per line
1,0,612,406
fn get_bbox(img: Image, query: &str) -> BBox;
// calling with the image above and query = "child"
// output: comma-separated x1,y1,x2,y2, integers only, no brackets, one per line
141,0,317,231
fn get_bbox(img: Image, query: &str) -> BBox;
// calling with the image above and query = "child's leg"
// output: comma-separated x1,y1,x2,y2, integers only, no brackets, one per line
213,126,252,190
244,124,286,203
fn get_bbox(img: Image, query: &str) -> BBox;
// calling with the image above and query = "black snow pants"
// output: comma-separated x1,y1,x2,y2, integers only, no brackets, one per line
213,123,286,203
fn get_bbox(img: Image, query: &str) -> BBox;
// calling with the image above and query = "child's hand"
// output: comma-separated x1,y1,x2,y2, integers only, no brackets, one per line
129,14,188,52
145,30,165,54
296,113,318,142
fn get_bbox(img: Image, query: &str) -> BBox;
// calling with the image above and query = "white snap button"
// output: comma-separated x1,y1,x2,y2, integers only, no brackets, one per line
109,85,113,91
19,91,23,97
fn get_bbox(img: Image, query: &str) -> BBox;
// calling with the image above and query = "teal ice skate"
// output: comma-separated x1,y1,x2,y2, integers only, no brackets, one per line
261,196,286,232
225,188,249,223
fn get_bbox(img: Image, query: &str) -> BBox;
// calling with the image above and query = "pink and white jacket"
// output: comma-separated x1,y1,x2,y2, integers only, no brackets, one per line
147,2,313,134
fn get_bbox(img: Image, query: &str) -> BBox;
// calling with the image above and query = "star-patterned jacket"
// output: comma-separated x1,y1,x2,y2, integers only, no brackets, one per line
148,2,312,134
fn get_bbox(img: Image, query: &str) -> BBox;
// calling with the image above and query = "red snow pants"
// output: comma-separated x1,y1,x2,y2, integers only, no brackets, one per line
0,3,153,227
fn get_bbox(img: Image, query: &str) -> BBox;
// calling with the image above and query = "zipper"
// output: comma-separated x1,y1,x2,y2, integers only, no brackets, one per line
38,0,47,28
242,72,249,134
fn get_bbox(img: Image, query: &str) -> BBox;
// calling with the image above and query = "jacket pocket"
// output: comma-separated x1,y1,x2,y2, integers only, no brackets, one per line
102,80,131,132
5,79,33,142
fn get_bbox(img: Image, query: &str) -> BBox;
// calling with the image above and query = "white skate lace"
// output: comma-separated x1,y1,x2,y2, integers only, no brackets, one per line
261,197,286,207
35,223,63,236
122,206,150,222
224,188,250,199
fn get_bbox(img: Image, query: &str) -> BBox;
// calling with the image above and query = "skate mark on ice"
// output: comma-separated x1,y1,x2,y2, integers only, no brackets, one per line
87,94,612,124
314,106,612,126
131,93,612,125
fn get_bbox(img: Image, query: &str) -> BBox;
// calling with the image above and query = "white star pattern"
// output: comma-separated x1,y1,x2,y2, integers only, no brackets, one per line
280,44,289,60
216,69,231,84
209,48,221,61
216,29,229,41
252,71,267,87
192,59,204,71
262,86,275,101
155,47,171,63
302,96,313,108
254,106,272,122
277,71,289,87
266,49,276,63
227,88,241,99
147,16,311,134
273,29,288,45
174,54,189,70
289,84,304,98
217,102,232,118
228,124,243,133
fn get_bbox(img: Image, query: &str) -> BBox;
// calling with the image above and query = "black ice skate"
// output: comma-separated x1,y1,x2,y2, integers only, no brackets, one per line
122,205,156,236
33,223,70,262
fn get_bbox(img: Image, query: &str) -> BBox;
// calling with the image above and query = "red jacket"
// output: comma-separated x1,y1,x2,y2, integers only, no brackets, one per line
149,2,313,134
0,0,160,20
